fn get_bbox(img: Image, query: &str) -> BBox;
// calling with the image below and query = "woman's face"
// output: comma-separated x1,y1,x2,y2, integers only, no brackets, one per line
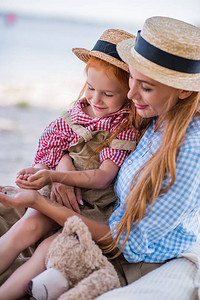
128,66,180,118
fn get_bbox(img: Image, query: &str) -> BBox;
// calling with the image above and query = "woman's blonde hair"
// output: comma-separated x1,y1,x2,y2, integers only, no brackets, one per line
102,91,200,256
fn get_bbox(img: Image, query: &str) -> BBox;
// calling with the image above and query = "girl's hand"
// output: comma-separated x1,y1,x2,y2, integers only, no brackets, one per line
15,169,52,190
0,187,39,209
16,164,49,182
16,167,43,181
51,183,83,213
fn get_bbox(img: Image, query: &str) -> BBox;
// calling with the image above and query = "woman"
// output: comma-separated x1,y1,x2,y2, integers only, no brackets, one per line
0,16,200,299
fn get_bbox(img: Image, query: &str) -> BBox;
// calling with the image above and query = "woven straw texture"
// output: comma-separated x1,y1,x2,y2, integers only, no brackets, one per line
117,17,200,91
72,29,135,72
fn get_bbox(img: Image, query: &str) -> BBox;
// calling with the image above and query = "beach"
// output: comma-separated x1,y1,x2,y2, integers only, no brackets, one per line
0,104,61,186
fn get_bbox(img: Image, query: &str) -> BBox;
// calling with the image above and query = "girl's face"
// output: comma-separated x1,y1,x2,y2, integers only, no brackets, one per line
128,66,180,118
85,67,127,118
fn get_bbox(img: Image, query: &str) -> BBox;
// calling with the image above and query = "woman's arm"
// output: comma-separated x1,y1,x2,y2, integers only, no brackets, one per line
16,159,119,190
0,188,111,245
34,194,110,243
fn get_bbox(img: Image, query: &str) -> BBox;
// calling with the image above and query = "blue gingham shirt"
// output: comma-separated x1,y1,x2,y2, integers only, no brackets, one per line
109,116,200,263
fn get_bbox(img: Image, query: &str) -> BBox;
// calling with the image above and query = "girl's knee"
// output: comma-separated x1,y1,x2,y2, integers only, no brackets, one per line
11,215,45,246
16,215,40,233
37,232,59,253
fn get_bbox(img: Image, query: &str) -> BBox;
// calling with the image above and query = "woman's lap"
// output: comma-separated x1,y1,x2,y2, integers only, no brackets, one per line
108,254,163,286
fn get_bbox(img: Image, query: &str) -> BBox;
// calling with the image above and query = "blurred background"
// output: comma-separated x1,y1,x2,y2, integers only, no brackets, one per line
0,0,199,185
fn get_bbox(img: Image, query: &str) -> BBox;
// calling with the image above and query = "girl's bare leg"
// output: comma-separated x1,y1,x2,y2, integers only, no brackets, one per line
0,232,58,300
0,208,58,274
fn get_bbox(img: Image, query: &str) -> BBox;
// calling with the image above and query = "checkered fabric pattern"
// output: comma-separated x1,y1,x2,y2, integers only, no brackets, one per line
34,98,137,169
109,116,200,263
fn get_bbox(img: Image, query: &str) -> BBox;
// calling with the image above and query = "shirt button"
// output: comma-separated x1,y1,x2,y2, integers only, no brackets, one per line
127,159,132,165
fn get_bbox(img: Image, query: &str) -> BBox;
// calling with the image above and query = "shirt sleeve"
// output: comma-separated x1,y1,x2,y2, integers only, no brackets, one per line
109,141,200,262
100,148,130,167
99,125,137,167
33,118,73,169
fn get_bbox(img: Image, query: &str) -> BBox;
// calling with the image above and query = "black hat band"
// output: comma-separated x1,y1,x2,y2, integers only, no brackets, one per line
134,30,200,74
92,40,124,62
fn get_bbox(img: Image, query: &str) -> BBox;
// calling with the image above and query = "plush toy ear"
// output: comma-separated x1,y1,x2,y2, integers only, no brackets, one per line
75,224,94,249
62,216,80,235
63,216,94,249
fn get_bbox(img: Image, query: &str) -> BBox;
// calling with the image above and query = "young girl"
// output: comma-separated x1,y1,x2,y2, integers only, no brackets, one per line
1,16,199,299
0,29,139,279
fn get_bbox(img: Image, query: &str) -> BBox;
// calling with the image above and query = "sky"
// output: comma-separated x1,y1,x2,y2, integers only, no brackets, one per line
0,0,199,28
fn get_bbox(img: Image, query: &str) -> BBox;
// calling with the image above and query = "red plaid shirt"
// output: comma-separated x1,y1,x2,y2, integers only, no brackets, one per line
34,98,138,169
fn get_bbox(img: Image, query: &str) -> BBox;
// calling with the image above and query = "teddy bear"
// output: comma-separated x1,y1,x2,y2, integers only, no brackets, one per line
26,215,120,300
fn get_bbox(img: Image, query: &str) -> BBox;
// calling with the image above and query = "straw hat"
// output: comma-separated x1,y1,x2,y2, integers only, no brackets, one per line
117,16,200,91
72,29,135,72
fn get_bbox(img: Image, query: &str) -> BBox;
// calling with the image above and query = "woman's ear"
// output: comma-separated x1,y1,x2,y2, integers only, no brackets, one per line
178,90,193,99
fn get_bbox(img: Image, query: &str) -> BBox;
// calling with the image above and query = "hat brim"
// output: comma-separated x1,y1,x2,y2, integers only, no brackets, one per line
72,47,129,72
117,38,200,91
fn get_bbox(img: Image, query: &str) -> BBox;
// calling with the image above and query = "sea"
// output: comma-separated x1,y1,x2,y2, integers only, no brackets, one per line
0,13,137,83
0,2,199,84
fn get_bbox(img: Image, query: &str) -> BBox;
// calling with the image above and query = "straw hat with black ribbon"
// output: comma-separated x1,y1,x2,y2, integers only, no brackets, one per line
72,29,135,73
117,16,200,91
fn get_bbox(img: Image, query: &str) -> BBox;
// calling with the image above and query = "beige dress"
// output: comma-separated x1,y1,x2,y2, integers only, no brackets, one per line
63,112,136,224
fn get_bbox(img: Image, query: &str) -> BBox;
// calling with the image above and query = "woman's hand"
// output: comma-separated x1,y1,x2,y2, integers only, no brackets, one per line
15,169,52,190
51,153,83,213
51,183,82,213
0,186,39,209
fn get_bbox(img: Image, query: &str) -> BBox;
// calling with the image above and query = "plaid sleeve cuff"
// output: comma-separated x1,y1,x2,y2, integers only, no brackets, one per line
100,148,130,167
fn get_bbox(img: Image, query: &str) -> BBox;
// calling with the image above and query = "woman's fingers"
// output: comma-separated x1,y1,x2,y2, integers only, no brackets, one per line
64,187,80,213
75,187,83,206
51,183,81,213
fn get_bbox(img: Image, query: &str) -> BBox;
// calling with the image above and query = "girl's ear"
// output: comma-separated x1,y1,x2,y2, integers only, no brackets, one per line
178,90,193,99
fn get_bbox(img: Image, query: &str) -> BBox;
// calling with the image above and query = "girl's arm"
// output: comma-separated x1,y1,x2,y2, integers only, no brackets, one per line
55,153,75,171
16,159,119,190
33,118,71,170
